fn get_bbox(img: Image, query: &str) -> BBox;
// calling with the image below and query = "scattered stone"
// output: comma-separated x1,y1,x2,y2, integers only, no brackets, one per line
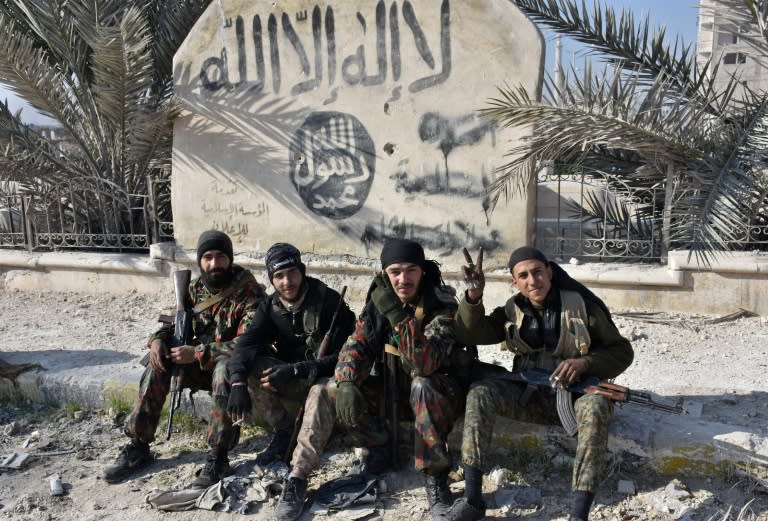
617,479,636,495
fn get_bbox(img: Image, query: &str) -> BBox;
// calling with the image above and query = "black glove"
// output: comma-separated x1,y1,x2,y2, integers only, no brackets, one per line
227,384,252,416
335,381,366,428
265,364,295,389
370,274,407,326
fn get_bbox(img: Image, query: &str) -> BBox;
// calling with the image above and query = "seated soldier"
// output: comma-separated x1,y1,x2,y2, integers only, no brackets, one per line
102,230,266,487
226,243,355,465
442,246,633,521
273,238,465,521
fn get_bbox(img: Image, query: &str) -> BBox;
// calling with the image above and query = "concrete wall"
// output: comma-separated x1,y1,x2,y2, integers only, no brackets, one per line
3,248,768,317
171,0,544,271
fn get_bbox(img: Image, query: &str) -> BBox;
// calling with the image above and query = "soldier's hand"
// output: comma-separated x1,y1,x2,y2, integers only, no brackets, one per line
227,384,252,419
462,247,485,303
170,345,196,365
550,358,589,388
260,365,294,393
370,274,407,326
148,339,167,373
335,381,365,428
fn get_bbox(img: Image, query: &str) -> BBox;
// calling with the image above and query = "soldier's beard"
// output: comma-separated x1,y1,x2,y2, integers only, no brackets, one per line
202,268,233,290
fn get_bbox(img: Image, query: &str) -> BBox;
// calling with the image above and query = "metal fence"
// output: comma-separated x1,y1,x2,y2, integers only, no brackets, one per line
0,177,173,252
535,168,768,262
534,169,665,262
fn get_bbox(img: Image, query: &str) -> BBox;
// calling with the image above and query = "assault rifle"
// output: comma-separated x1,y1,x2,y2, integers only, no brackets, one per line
283,286,347,463
472,361,684,435
165,269,194,440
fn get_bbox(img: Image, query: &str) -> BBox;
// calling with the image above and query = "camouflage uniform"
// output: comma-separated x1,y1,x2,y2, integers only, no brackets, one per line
332,284,463,475
228,276,355,431
125,266,265,449
456,289,632,492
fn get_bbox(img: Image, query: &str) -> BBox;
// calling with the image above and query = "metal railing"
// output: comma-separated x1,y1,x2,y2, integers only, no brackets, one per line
535,169,665,262
0,177,173,252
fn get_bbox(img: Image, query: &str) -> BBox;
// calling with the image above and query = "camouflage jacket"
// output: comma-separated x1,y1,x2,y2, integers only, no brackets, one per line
335,284,458,384
150,265,266,371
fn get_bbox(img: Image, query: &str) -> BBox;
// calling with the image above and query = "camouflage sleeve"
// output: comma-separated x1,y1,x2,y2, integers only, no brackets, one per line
334,315,378,384
397,307,455,377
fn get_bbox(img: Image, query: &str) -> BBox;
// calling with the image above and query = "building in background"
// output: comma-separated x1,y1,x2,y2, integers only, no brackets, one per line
697,0,768,98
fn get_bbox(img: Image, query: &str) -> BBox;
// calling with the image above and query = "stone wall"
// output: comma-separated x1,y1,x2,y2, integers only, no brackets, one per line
171,0,543,270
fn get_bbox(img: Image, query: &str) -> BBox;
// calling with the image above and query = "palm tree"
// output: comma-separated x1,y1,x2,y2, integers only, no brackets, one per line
0,0,211,241
483,0,768,264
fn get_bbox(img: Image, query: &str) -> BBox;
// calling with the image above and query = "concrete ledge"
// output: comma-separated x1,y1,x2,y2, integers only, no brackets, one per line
2,348,765,485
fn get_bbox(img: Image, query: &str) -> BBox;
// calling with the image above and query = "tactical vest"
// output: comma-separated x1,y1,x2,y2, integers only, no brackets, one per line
504,290,591,371
269,281,327,361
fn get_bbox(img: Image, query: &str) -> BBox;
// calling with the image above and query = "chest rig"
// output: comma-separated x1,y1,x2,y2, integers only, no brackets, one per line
269,282,327,361
504,290,591,371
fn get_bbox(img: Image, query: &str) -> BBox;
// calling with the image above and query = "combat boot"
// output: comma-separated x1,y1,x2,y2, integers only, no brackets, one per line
275,476,308,521
191,449,230,489
102,439,152,484
439,497,486,521
255,425,293,465
424,471,452,519
360,444,391,475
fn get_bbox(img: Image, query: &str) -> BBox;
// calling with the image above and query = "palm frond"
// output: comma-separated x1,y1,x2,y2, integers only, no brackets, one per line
511,0,700,96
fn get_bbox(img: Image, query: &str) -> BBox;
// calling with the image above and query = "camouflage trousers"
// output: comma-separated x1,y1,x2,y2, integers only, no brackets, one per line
246,356,312,431
124,358,239,450
460,378,613,492
290,372,462,478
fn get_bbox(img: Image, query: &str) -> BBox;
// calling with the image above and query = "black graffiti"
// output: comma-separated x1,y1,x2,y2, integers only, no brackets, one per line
359,216,501,257
289,112,375,219
200,0,451,96
418,111,496,189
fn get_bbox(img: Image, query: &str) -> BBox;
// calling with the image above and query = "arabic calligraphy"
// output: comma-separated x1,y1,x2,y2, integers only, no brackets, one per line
200,0,451,96
289,111,375,219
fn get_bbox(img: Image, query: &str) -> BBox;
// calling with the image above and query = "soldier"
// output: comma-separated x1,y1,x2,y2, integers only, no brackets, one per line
103,230,266,487
272,238,465,521
226,243,355,467
442,246,634,521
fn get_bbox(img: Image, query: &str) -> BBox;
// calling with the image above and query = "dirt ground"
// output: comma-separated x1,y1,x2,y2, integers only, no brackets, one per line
0,287,767,521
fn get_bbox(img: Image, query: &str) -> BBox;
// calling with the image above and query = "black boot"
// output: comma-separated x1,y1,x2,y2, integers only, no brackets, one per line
424,471,452,520
191,448,230,489
361,445,391,475
255,425,293,465
102,439,152,484
275,476,308,521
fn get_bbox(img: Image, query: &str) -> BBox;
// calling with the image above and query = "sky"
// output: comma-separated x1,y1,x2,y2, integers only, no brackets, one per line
2,0,701,126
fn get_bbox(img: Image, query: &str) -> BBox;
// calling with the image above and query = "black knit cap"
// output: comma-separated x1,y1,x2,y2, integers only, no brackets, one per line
380,238,425,269
508,246,549,274
196,230,233,266
265,242,305,280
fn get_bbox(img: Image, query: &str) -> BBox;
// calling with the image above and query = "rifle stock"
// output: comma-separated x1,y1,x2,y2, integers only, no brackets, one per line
165,269,193,440
283,286,348,464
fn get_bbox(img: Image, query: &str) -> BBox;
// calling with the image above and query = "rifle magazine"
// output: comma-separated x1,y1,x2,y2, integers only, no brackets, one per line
556,388,578,436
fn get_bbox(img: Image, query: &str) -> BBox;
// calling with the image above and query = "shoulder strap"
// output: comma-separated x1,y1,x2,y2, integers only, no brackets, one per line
192,276,251,315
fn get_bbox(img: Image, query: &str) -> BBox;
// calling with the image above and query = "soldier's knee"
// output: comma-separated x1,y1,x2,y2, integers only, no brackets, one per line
574,393,613,419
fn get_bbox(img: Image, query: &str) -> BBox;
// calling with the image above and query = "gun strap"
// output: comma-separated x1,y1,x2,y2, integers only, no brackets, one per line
556,388,578,437
382,300,425,359
384,343,399,357
192,276,250,314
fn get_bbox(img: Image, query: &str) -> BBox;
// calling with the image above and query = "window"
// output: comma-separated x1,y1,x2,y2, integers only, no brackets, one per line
723,52,747,64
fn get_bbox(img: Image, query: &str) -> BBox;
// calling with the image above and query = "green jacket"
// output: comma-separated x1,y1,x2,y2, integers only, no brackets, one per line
455,290,633,379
